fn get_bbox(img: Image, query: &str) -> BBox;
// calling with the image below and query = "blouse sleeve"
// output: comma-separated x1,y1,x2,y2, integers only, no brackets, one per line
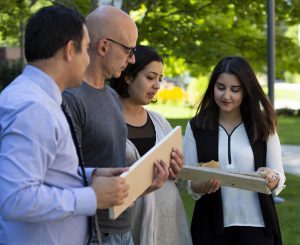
266,132,286,195
183,122,202,200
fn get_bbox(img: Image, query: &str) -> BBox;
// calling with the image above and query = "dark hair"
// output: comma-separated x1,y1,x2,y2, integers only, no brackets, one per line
195,56,276,143
110,45,163,97
25,5,85,62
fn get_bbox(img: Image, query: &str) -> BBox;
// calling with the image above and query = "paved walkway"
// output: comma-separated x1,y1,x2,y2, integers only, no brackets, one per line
282,144,300,176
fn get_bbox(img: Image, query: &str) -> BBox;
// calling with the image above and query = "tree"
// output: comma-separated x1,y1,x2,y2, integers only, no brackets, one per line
122,0,300,78
0,0,53,66
0,0,94,46
1,0,299,78
0,0,93,66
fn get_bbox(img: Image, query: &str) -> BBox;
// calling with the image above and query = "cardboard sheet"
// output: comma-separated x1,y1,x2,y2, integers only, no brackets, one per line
109,126,182,220
179,165,271,194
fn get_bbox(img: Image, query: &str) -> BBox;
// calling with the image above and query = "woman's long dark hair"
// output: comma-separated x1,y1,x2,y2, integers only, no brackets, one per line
195,56,276,143
110,45,163,98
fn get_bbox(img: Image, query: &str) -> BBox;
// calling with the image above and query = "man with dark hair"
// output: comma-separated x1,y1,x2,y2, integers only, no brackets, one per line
25,5,85,62
0,5,129,245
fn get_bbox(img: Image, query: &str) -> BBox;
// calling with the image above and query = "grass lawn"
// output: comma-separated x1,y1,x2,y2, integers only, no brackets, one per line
277,116,300,145
179,173,300,245
146,103,196,119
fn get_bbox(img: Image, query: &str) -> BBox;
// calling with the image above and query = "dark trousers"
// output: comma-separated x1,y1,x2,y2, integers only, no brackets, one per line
211,226,274,245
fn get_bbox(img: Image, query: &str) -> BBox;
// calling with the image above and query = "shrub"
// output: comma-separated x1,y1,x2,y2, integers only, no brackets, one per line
276,108,300,117
157,85,188,103
0,59,23,91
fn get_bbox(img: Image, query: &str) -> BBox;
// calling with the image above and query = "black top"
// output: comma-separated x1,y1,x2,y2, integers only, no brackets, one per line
127,112,156,156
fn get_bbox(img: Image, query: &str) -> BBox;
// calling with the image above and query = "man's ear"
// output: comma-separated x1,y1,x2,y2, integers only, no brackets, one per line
97,39,107,56
64,40,75,62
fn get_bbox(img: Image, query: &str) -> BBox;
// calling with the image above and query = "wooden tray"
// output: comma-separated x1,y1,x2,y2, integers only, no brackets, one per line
109,126,182,220
178,165,270,194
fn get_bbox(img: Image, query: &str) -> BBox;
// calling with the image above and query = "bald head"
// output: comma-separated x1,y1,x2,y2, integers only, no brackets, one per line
86,6,138,51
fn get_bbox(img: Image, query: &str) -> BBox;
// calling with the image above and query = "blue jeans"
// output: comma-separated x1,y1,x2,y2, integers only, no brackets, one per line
102,231,134,245
90,231,133,245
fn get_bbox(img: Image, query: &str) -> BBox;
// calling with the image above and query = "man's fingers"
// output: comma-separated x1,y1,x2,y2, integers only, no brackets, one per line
92,176,129,209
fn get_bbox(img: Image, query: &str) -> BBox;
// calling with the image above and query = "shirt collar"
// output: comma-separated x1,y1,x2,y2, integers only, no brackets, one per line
22,64,62,105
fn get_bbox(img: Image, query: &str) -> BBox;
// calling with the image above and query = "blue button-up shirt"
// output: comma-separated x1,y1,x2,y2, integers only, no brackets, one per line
0,65,97,245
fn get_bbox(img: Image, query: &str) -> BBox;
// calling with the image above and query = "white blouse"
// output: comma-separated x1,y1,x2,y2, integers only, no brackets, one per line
183,122,286,228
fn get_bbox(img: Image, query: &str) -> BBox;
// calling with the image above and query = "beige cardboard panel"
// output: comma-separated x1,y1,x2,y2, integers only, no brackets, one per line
109,126,182,220
179,165,270,194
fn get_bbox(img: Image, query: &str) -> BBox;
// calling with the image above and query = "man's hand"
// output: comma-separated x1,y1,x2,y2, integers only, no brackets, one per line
168,147,184,180
91,176,129,209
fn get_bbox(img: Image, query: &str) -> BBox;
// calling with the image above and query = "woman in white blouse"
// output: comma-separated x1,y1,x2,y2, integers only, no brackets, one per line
184,56,285,245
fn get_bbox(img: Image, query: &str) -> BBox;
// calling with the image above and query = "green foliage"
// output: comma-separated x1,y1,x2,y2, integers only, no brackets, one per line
0,0,91,47
124,0,300,77
162,57,188,77
283,71,300,83
0,0,30,46
186,75,209,105
0,0,52,46
51,0,92,15
1,0,300,79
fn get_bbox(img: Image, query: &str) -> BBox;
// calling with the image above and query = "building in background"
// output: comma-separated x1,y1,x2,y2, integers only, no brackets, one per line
0,47,21,61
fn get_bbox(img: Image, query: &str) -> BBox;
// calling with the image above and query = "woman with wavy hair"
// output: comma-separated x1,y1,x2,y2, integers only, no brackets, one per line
184,56,285,245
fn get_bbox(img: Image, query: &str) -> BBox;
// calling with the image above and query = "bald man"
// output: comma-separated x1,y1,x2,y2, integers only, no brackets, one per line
62,6,163,245
63,6,183,244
